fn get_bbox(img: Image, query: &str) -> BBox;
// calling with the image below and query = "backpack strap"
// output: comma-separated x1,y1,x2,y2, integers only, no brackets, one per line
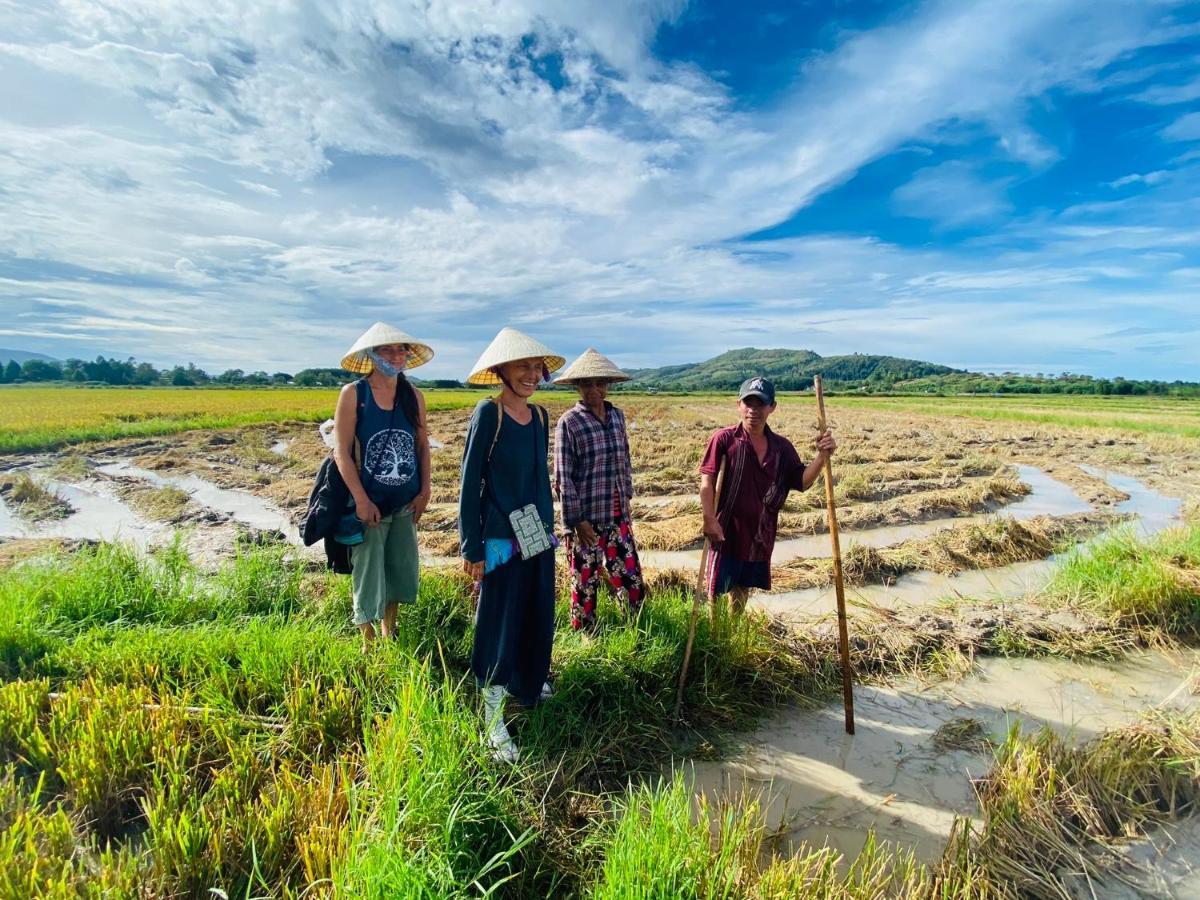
488,399,549,459
532,403,549,453
352,379,368,466
488,397,503,464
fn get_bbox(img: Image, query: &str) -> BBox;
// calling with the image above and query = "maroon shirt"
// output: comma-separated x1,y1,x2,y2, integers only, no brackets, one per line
699,424,808,562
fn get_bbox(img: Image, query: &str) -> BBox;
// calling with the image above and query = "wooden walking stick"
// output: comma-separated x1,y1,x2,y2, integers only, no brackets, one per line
675,455,726,722
815,375,855,734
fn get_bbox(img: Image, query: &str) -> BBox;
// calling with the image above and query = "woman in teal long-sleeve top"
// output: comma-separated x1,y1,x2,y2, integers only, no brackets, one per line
459,327,565,763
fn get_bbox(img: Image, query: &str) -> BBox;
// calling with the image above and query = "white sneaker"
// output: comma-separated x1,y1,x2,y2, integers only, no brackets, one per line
488,728,520,764
483,685,520,764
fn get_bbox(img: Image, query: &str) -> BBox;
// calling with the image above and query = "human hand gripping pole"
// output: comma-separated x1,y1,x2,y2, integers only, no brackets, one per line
675,453,726,722
815,375,855,735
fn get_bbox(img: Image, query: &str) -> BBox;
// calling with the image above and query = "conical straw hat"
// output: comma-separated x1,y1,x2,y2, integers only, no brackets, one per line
340,322,434,374
466,327,565,385
555,348,631,384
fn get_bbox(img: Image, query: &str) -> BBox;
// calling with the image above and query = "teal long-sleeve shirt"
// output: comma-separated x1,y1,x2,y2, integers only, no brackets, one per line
458,399,553,564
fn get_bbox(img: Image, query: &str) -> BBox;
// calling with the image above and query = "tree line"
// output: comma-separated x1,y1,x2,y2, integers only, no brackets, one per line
3,354,1197,397
888,372,1200,398
2,356,303,387
0,357,475,389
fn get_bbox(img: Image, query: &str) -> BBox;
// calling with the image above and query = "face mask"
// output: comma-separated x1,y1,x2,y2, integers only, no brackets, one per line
368,351,400,377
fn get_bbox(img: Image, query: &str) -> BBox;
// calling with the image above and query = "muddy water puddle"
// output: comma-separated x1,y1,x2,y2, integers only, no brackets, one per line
1081,464,1183,536
684,649,1200,867
0,478,160,547
95,461,300,543
757,467,1182,619
641,465,1091,571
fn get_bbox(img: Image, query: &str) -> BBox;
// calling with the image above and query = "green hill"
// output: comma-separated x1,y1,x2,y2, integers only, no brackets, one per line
624,348,958,391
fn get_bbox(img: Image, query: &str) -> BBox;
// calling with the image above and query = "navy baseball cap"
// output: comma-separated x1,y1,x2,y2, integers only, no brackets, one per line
738,376,776,405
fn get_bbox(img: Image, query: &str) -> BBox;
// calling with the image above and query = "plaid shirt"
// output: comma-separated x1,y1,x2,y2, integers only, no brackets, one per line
554,401,634,529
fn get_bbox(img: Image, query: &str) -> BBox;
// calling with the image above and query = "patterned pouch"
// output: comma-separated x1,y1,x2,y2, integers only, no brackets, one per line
508,503,553,560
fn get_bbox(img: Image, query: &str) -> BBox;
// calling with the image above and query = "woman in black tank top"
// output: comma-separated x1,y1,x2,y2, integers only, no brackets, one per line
334,323,435,652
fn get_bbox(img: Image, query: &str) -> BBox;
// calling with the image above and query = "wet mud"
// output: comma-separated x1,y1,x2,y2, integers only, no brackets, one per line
684,649,1200,866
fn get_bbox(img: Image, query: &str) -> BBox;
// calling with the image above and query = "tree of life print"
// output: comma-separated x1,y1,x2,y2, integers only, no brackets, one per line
363,429,415,485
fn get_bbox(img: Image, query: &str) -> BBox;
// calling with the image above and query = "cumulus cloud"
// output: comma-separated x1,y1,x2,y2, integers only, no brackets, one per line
0,0,1197,379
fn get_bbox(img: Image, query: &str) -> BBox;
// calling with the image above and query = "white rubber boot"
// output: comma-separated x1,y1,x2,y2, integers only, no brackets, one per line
483,685,519,764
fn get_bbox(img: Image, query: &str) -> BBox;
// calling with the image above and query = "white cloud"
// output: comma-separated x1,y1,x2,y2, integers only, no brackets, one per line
1107,171,1170,189
0,0,1197,380
1162,111,1200,142
892,161,1012,228
237,180,280,197
1133,75,1200,105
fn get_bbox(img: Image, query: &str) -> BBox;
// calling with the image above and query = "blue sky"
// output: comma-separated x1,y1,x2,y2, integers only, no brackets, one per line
1,0,1199,380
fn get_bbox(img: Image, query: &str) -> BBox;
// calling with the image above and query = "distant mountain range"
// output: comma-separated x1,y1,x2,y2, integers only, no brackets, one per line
623,348,958,391
0,349,58,365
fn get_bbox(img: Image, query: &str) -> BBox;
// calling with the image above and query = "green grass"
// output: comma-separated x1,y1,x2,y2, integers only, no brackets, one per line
0,540,821,896
1044,522,1200,631
335,659,550,898
589,775,934,899
821,394,1200,438
1,527,1198,896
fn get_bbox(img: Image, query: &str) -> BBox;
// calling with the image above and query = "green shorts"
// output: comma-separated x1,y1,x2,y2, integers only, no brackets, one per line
350,508,419,625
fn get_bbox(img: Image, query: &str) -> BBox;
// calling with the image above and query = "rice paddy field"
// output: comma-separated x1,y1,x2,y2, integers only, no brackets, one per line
1,384,1199,898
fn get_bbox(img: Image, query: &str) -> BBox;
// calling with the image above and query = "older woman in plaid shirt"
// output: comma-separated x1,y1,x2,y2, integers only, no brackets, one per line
553,349,645,631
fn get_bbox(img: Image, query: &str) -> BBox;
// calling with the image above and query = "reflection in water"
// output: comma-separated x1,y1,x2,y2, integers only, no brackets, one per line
1080,464,1182,536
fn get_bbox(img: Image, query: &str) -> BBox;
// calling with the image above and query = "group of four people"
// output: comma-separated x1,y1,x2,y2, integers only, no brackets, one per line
328,322,835,762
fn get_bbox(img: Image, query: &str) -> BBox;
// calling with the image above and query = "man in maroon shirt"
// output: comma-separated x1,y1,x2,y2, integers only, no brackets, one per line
699,376,836,615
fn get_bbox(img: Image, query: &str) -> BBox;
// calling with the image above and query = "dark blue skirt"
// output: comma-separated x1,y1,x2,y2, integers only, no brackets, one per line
471,550,556,707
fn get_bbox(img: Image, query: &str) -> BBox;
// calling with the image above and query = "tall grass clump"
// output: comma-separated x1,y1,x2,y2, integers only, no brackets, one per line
1,539,315,635
0,588,60,679
39,618,365,719
6,539,205,631
214,542,307,618
335,657,549,899
937,711,1200,897
588,776,930,899
0,677,352,896
0,766,142,898
1045,521,1200,631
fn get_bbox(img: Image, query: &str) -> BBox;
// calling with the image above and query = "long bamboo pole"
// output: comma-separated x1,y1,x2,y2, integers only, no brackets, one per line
815,375,855,735
675,455,726,722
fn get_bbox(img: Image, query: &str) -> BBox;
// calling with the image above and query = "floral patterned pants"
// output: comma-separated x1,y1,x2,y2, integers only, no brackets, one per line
566,513,645,630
